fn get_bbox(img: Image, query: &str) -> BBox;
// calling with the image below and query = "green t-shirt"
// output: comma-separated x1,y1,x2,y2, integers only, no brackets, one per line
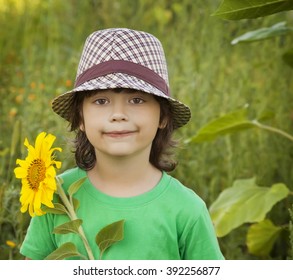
20,167,224,260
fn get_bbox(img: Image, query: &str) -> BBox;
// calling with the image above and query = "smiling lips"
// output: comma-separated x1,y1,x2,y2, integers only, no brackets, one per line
103,130,136,138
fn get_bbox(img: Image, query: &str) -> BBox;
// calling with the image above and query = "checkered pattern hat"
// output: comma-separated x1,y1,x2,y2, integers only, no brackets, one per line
52,28,191,128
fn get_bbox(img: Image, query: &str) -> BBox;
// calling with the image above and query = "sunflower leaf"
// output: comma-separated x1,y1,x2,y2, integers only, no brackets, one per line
53,219,83,234
212,0,293,20
247,219,283,257
185,108,255,144
68,177,87,197
45,242,84,260
42,203,67,215
209,178,289,237
96,219,125,259
231,22,292,45
72,197,80,211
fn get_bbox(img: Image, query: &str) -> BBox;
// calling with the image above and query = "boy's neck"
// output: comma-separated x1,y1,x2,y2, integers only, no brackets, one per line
86,152,162,197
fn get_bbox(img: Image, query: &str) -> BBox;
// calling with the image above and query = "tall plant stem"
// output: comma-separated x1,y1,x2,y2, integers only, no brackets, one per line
252,121,293,143
56,178,95,260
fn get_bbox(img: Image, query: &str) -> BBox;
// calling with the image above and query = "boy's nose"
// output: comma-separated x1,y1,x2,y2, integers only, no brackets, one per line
110,113,128,122
109,102,128,122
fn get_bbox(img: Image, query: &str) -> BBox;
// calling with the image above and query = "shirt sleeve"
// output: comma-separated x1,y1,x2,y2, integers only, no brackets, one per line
20,213,57,260
180,204,225,260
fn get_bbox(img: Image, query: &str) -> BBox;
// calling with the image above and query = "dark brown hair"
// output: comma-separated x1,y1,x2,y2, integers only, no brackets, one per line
68,89,177,172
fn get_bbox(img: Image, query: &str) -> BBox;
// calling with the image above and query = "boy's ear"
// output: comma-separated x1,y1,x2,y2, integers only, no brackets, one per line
159,118,168,129
79,123,85,131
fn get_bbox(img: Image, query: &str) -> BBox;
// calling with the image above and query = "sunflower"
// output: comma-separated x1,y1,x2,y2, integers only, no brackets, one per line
14,132,62,217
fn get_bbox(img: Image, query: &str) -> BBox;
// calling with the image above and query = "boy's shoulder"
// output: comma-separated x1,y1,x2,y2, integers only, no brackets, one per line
164,173,206,213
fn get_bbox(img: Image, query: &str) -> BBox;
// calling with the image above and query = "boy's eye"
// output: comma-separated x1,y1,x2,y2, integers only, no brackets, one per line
130,97,144,104
94,98,108,105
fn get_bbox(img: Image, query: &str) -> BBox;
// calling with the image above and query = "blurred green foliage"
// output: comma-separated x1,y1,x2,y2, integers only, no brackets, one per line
193,0,293,259
0,0,292,259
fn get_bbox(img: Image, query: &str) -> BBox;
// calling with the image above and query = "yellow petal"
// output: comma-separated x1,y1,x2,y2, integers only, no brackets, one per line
28,203,35,217
34,132,46,150
46,165,56,175
44,133,56,150
20,203,28,213
42,197,54,208
24,138,38,158
45,177,57,191
24,138,30,148
35,208,45,216
34,190,42,211
20,187,34,204
39,133,55,158
53,160,62,169
14,167,27,178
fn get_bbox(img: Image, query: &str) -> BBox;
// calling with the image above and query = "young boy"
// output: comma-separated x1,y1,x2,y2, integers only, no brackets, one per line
20,28,224,260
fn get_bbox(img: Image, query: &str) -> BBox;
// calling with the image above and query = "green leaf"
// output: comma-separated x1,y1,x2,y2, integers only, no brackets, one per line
53,219,83,235
45,242,83,260
231,22,292,45
247,219,283,257
72,197,80,211
42,203,68,215
185,108,255,144
282,49,293,68
257,109,275,122
96,219,125,259
209,178,290,237
212,0,293,20
68,177,86,197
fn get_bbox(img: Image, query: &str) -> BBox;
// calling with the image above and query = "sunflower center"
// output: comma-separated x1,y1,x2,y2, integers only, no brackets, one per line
27,159,46,190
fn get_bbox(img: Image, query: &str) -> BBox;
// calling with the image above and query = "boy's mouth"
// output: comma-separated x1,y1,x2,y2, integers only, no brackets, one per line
103,130,136,138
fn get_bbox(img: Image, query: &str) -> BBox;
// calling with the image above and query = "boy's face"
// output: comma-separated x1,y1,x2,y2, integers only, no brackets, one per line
80,89,161,161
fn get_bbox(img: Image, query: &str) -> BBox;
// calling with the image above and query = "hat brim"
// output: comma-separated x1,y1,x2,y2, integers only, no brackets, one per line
52,73,191,129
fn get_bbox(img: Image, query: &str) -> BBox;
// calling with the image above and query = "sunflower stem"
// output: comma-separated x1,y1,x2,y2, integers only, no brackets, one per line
56,177,95,260
252,121,293,143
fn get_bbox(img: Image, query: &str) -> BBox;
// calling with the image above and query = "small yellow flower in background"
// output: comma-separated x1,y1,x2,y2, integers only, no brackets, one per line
6,240,17,249
28,93,36,101
39,83,45,90
9,107,18,118
15,94,23,104
65,79,72,88
18,87,25,95
30,82,36,89
14,132,62,217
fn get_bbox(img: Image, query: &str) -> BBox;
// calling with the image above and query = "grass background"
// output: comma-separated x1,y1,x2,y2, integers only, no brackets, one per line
0,0,293,259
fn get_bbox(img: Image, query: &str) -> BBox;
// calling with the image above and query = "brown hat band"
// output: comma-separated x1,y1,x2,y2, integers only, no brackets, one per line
74,60,170,96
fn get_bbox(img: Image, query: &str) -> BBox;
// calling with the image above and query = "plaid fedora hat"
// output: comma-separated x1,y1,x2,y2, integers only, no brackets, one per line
52,28,191,128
